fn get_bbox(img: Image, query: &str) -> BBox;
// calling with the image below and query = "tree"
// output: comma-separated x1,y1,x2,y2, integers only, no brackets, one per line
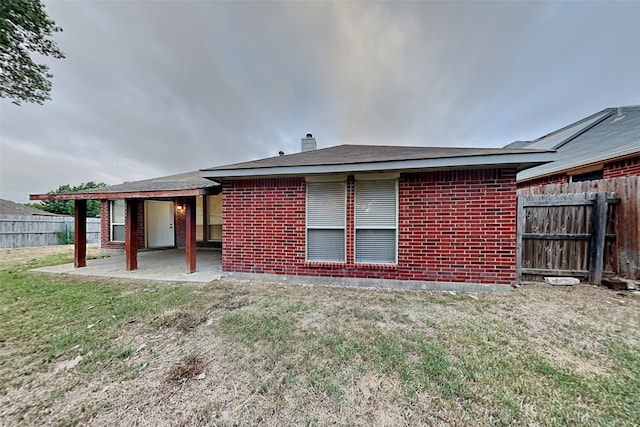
29,182,107,217
0,0,65,105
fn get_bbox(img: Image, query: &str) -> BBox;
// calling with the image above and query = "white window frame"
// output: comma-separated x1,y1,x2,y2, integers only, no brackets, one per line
354,177,398,264
305,178,347,262
110,200,125,242
195,195,204,242
207,194,223,242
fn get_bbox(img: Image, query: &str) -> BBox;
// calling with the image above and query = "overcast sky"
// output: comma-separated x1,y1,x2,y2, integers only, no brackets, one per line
1,0,639,202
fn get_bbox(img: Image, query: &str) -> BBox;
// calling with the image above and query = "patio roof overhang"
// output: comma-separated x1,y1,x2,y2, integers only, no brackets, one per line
30,170,221,202
28,171,220,275
29,187,219,201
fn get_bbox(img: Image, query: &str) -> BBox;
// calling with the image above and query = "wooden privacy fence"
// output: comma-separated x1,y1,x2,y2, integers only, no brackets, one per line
517,176,639,282
0,215,101,249
516,192,618,284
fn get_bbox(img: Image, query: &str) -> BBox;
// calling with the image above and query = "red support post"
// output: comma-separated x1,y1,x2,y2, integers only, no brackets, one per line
125,199,138,271
74,199,87,268
185,197,197,273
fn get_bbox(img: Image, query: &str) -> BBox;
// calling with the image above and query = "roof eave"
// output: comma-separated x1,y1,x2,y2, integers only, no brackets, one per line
517,147,640,182
201,152,556,181
29,187,219,201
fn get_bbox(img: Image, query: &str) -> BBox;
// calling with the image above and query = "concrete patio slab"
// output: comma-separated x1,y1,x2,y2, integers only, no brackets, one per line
31,249,223,283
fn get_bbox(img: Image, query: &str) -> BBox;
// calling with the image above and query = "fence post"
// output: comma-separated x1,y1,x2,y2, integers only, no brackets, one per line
74,200,87,268
516,196,525,283
589,193,607,285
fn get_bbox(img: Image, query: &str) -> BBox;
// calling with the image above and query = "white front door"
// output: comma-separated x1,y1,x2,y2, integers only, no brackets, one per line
146,201,175,247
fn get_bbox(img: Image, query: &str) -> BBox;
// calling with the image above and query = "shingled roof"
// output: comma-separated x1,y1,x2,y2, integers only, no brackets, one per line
201,144,554,180
30,171,220,201
0,199,66,216
505,105,640,182
82,171,218,194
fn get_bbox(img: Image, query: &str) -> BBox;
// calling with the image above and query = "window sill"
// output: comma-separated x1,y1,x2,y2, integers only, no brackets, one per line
304,261,398,270
354,262,398,270
305,261,347,269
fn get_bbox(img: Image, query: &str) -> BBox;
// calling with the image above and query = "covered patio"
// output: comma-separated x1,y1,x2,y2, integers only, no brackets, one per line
30,171,221,275
32,248,223,283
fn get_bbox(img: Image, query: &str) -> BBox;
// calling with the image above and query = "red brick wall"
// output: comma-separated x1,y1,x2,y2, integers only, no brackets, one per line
222,168,517,285
517,173,567,188
175,201,185,248
604,155,640,178
223,178,306,275
100,200,144,250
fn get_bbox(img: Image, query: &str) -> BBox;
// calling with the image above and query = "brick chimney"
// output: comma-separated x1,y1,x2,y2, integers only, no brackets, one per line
301,133,317,152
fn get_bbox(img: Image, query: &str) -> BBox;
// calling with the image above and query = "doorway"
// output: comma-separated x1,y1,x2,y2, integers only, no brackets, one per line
145,201,175,248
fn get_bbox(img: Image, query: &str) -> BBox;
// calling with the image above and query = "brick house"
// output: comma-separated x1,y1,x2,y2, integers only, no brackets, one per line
507,105,640,187
31,137,552,287
200,137,552,286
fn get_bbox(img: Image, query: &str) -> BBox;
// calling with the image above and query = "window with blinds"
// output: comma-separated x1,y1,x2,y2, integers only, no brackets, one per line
355,179,397,263
110,200,125,242
306,181,346,262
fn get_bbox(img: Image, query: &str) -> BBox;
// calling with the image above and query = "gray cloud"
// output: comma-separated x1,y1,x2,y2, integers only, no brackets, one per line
1,0,639,202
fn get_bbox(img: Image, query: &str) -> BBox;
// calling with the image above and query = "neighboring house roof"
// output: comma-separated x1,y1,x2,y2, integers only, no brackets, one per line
30,171,220,201
0,198,66,216
506,105,640,182
201,144,554,180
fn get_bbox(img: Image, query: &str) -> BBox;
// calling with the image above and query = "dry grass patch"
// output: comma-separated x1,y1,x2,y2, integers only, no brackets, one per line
1,248,639,426
153,308,207,333
0,244,102,267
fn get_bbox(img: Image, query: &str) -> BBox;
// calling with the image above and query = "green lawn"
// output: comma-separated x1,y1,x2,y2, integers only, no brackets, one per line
1,250,638,426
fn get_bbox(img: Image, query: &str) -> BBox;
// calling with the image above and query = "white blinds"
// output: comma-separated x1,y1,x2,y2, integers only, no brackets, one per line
355,180,397,263
307,229,345,261
306,181,346,261
355,229,396,263
355,180,396,228
307,182,346,228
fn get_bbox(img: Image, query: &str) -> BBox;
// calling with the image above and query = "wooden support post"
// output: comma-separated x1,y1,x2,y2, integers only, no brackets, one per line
515,196,524,283
589,193,607,285
185,197,197,274
125,199,138,271
74,200,87,268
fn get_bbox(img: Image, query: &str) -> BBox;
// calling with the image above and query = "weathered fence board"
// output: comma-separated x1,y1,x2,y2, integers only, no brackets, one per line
517,192,615,282
589,193,609,285
518,176,639,280
0,215,100,248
